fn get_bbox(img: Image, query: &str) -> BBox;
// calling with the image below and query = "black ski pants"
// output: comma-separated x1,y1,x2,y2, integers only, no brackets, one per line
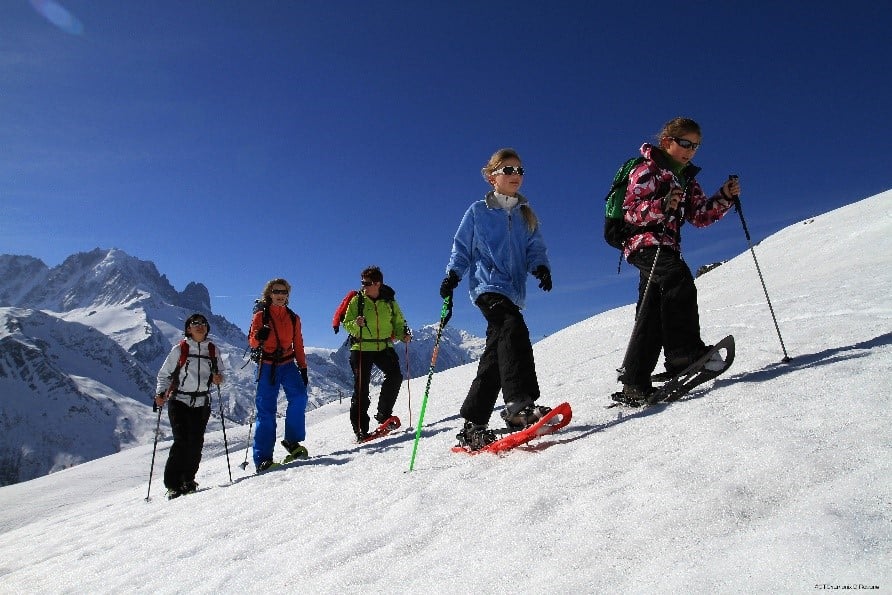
460,292,540,425
622,246,707,388
164,398,211,490
349,346,403,434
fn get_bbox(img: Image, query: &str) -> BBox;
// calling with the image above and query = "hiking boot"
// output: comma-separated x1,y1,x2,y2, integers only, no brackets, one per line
166,487,183,500
456,421,497,451
180,480,198,495
281,440,309,461
257,459,275,473
355,430,371,443
665,356,694,376
622,384,655,405
666,345,723,375
651,370,674,382
500,404,552,431
373,411,391,424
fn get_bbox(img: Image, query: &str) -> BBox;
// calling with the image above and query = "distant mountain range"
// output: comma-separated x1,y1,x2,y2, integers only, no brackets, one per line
0,248,483,486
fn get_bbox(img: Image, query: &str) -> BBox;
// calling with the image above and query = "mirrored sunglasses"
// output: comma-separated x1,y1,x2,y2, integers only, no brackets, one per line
671,137,701,150
492,166,525,176
188,320,207,327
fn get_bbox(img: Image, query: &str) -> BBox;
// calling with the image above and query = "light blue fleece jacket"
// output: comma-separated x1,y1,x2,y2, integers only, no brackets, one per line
446,191,549,309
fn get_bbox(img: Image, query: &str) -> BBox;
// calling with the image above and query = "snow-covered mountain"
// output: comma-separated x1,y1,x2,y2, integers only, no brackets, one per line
0,248,483,486
0,191,887,592
0,308,155,485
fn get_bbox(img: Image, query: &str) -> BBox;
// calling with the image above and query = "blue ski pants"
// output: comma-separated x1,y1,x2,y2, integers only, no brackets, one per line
252,361,308,467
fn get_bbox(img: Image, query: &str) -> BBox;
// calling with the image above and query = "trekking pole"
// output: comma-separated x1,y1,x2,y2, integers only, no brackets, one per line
356,323,364,437
239,408,255,470
728,175,791,362
618,234,665,378
145,404,163,501
216,385,233,482
408,296,451,472
404,337,413,428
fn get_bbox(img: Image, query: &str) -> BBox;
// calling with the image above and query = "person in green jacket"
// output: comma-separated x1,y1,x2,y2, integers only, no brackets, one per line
342,265,411,441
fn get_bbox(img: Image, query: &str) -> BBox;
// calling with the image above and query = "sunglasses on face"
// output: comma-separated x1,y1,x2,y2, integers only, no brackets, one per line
491,166,525,176
188,320,207,327
671,137,701,150
361,280,374,287
270,289,289,295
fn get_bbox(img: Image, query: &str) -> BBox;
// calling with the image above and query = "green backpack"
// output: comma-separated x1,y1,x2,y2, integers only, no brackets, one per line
603,156,644,250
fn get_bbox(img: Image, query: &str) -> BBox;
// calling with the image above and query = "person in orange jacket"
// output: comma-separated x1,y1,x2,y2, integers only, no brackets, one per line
247,278,309,471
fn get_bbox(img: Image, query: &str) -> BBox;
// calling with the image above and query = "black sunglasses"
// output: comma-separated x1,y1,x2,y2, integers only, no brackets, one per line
360,280,374,287
188,320,207,327
671,137,701,150
492,166,525,176
270,289,289,295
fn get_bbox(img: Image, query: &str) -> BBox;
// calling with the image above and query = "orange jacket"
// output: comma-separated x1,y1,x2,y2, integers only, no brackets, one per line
248,304,307,368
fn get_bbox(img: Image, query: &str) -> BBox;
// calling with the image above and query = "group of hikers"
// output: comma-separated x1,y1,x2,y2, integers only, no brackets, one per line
152,116,741,499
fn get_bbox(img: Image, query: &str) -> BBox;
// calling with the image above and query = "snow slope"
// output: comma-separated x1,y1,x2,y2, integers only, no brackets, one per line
0,191,889,593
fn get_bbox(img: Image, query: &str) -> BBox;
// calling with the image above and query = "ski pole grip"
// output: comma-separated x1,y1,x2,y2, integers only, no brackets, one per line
727,174,741,208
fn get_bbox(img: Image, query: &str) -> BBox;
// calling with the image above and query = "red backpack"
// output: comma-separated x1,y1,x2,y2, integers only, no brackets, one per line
331,290,359,334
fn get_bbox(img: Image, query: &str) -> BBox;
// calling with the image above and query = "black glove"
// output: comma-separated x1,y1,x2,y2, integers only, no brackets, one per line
254,326,270,342
439,270,460,299
333,325,340,334
300,367,309,387
533,265,552,292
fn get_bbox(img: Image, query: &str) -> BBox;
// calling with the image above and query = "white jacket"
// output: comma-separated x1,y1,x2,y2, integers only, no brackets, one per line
155,338,225,405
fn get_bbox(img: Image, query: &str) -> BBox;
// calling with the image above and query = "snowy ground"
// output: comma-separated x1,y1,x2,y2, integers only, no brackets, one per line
0,191,889,593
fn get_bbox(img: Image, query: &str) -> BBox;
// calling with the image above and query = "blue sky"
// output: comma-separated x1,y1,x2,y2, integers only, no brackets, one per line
2,1,890,350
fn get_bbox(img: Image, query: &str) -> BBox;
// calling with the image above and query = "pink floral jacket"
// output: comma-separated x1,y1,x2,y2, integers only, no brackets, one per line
623,143,733,258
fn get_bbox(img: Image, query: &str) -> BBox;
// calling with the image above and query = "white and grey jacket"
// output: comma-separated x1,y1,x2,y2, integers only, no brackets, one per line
155,338,225,407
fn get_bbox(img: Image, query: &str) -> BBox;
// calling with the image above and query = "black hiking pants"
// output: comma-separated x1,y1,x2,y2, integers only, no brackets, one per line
622,246,706,388
164,398,211,490
349,347,403,434
460,292,540,425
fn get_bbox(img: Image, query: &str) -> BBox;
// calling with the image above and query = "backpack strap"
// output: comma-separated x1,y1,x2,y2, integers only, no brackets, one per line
162,340,190,402
353,291,366,348
177,340,190,368
208,342,218,373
